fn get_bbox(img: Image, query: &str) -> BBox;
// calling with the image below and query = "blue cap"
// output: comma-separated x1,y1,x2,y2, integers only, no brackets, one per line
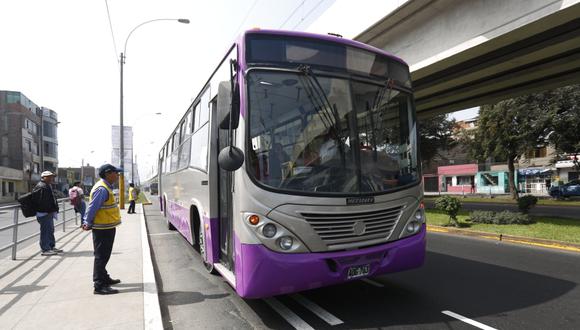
98,164,123,178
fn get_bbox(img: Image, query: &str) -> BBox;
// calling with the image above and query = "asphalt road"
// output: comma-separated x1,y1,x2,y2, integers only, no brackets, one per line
144,199,580,329
425,200,580,219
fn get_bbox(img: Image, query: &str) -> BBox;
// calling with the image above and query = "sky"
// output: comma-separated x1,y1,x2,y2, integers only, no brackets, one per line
1,0,448,181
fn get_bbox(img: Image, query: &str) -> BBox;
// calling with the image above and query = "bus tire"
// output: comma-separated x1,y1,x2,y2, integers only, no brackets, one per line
199,222,216,274
167,219,176,230
190,207,200,249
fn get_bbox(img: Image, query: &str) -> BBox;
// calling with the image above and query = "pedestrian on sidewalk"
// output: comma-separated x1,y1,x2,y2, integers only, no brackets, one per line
69,181,86,224
127,183,137,214
32,171,63,256
83,164,123,295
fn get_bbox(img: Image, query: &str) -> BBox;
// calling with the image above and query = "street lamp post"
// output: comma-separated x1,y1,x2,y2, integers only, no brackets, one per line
119,18,189,209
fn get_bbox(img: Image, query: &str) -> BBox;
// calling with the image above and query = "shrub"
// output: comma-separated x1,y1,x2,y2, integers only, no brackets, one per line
517,195,538,214
435,196,462,227
469,210,534,225
495,211,534,224
468,210,496,224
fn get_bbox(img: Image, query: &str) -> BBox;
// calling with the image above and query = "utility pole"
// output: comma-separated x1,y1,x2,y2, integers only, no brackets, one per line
119,52,125,209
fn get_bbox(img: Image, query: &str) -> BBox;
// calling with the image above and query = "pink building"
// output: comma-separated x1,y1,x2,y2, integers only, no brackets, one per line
438,164,478,193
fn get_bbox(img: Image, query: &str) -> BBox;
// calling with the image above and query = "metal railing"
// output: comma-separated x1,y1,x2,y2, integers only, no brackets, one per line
0,198,80,260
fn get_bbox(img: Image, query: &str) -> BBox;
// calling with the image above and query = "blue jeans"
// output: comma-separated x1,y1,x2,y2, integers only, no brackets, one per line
37,213,56,252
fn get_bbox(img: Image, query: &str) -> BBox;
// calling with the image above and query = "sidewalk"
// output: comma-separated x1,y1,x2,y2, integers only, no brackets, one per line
0,205,159,329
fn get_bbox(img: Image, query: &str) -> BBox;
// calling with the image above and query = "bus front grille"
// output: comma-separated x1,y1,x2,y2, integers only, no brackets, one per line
301,206,403,247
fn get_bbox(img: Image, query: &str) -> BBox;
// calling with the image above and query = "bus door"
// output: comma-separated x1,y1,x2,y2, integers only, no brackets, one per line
215,99,235,271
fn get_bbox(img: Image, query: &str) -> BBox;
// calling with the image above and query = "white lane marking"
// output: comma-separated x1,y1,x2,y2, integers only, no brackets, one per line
141,204,163,330
148,232,179,236
264,297,314,330
361,278,384,288
290,294,344,326
442,310,498,330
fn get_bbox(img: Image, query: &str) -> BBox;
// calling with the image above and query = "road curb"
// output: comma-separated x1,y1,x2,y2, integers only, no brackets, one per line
140,204,163,330
427,224,580,253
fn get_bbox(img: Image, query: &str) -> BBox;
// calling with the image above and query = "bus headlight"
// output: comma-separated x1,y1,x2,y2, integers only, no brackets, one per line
414,209,423,221
242,212,308,253
262,223,277,238
400,204,425,238
279,236,293,250
406,221,421,233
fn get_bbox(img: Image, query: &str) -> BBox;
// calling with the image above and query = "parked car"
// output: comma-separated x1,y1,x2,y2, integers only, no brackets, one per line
549,180,580,198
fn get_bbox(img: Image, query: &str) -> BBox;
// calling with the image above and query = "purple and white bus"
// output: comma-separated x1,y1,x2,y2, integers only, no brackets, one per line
158,29,425,298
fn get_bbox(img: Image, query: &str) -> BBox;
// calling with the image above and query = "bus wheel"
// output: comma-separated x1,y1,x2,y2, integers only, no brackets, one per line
199,222,216,274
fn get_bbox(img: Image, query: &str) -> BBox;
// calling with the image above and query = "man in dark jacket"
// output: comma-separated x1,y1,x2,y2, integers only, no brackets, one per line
33,171,62,256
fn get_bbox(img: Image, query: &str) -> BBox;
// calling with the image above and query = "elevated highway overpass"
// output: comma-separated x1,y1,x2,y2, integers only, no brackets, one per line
355,0,580,117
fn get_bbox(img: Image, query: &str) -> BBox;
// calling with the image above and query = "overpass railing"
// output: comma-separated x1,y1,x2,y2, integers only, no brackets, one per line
0,198,79,260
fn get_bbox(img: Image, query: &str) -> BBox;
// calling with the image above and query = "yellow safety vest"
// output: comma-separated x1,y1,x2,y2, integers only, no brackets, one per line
128,187,136,201
90,179,121,230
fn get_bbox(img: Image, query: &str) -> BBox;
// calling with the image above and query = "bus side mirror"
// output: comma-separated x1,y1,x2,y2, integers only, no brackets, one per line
218,146,244,171
217,82,240,130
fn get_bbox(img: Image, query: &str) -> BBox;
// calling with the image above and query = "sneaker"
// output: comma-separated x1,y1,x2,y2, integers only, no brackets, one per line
51,248,64,253
41,250,58,256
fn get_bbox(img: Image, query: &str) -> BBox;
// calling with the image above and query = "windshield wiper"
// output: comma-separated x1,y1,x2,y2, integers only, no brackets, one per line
368,79,396,152
296,65,347,164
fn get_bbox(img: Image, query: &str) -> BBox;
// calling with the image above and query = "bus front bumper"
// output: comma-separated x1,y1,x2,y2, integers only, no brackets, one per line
234,224,426,298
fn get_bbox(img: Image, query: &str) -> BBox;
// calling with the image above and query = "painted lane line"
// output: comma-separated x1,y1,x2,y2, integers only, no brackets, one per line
140,204,163,330
264,297,314,330
290,294,344,326
361,278,384,288
442,310,497,330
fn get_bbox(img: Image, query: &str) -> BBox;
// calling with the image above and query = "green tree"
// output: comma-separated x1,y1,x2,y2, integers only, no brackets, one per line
547,84,580,170
469,95,551,199
419,114,457,168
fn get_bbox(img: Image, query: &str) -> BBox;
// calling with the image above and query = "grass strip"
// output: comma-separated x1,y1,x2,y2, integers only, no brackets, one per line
425,209,580,244
424,196,580,207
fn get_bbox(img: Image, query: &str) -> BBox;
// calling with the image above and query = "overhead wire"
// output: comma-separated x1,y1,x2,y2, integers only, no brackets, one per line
279,0,306,29
104,0,119,64
292,0,326,30
232,0,259,39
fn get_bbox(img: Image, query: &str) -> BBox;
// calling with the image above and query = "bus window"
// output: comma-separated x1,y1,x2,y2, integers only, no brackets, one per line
193,102,201,132
171,131,178,151
164,142,170,173
179,120,186,145
187,106,194,133
190,123,209,171
199,88,210,126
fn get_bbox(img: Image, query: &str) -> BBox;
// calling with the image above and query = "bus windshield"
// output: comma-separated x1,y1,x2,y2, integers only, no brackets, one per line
247,69,419,195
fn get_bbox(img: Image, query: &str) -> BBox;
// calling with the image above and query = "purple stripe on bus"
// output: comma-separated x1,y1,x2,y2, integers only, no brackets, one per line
167,200,193,245
202,215,220,264
233,224,426,299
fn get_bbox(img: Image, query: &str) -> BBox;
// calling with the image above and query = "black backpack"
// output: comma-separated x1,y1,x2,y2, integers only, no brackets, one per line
17,192,37,218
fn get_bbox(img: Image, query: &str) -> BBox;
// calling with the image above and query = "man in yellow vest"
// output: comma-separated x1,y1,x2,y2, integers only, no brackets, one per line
82,164,123,295
127,183,137,214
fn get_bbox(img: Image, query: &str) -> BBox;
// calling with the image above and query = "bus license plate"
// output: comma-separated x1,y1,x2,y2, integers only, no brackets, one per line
347,264,370,279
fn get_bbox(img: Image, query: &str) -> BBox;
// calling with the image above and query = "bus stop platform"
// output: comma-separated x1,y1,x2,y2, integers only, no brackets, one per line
0,204,161,329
